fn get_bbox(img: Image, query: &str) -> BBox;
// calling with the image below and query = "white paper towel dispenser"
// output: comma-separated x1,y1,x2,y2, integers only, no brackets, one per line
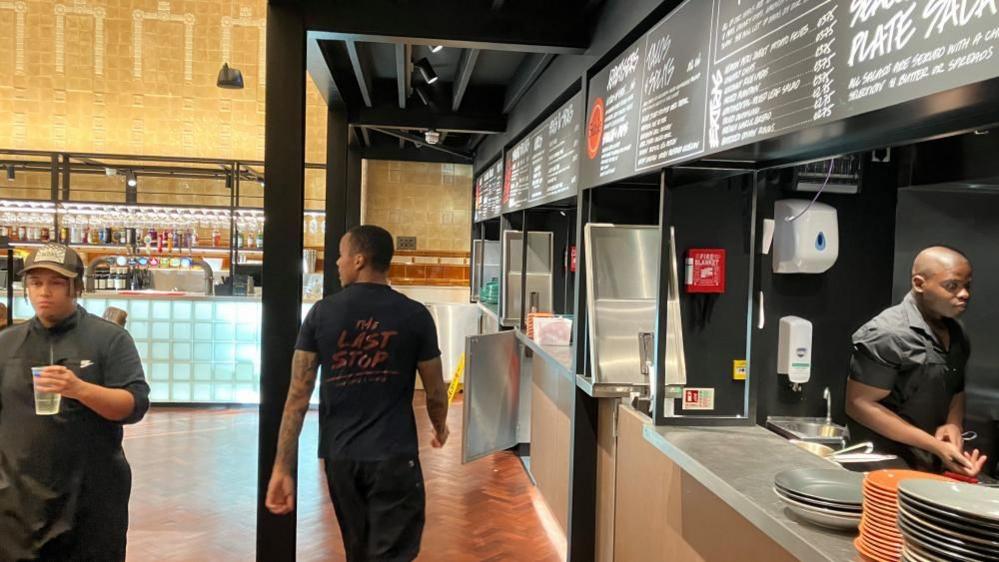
773,200,839,274
778,316,812,385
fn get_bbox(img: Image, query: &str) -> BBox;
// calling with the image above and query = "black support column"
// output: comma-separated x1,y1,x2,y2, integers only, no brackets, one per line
258,5,305,562
323,111,363,298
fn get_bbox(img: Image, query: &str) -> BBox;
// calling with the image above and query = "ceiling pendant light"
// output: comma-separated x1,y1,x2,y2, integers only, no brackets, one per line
216,63,245,89
414,58,439,84
126,171,138,188
430,45,444,53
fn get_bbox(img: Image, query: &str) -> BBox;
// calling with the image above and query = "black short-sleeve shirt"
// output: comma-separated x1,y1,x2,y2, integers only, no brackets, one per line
847,292,969,469
0,305,150,560
296,283,440,461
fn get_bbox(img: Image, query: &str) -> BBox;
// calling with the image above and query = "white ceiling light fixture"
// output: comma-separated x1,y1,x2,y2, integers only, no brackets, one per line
430,45,444,53
424,130,441,145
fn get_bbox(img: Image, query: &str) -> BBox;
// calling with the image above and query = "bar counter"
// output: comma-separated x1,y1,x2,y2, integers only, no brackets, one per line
6,291,311,403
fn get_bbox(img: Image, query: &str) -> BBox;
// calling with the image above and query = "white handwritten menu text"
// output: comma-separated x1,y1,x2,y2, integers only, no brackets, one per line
502,139,531,214
474,159,504,222
532,92,583,205
709,0,999,150
709,0,841,149
635,0,715,171
582,45,643,187
579,0,999,189
843,0,999,116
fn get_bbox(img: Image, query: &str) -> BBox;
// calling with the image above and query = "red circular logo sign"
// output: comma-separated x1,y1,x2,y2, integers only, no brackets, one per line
586,97,605,160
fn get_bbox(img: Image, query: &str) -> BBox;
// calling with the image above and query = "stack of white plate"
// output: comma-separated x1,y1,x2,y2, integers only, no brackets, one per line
897,480,999,562
774,468,864,530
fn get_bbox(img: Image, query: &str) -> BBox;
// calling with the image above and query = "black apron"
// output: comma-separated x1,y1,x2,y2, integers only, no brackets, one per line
0,311,130,562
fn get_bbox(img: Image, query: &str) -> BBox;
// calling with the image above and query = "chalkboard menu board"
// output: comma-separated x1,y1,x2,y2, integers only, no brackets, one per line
581,0,999,189
502,92,584,213
581,0,714,186
474,159,504,222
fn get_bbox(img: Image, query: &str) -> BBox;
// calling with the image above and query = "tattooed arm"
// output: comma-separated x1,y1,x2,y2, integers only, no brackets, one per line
417,357,449,447
265,350,319,515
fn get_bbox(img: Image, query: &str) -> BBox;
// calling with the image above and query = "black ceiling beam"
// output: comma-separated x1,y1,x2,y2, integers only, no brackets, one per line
350,104,506,134
504,53,554,113
307,34,346,107
361,144,472,165
316,38,367,109
304,1,589,55
368,128,472,161
395,44,411,109
452,48,480,112
345,40,374,107
466,133,484,151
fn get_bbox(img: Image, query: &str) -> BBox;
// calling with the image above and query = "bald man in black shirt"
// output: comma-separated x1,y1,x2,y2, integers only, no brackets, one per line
846,246,987,477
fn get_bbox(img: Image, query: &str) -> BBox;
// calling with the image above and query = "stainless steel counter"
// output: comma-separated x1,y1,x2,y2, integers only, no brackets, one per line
641,422,859,562
515,329,574,376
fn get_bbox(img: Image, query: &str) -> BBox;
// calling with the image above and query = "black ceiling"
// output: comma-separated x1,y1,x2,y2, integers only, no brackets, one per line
302,0,606,162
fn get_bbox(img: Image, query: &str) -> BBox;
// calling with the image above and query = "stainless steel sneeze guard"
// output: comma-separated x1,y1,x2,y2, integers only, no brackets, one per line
500,230,553,326
584,224,660,387
462,331,520,464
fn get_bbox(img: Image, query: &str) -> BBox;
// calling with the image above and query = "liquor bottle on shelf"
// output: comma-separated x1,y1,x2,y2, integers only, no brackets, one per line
256,231,263,248
212,228,221,248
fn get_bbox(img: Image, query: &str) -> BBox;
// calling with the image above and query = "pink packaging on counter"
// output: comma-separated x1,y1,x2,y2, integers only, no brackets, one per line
534,316,573,346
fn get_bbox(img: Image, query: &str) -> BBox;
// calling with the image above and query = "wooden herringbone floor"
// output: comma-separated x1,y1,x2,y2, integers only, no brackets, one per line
123,393,565,561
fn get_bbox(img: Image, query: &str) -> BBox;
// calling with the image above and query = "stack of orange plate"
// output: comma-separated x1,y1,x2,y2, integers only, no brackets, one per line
854,470,954,562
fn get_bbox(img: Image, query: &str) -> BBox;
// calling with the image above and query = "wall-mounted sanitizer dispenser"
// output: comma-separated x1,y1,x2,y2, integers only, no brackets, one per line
773,200,839,274
778,316,812,384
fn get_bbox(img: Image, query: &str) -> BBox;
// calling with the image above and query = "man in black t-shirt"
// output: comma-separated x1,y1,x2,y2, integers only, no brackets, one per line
266,225,449,562
846,246,987,477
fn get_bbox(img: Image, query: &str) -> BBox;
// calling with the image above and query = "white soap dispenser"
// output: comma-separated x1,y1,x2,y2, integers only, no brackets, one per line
778,316,812,385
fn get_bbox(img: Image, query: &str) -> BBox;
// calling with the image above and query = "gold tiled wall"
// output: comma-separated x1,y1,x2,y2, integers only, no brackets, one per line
0,0,327,163
362,160,473,252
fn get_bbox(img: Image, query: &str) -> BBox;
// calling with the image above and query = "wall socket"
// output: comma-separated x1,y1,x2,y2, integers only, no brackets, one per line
396,236,417,250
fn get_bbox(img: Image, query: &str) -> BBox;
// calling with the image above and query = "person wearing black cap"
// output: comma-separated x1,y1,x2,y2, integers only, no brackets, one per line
0,243,150,561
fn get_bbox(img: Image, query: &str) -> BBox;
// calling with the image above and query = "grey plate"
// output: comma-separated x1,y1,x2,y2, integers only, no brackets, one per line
898,518,996,562
773,485,862,512
899,505,999,551
900,480,999,524
904,541,952,562
899,498,999,544
774,467,864,505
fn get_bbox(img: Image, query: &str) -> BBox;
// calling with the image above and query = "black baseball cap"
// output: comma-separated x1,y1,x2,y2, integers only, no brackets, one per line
19,243,84,279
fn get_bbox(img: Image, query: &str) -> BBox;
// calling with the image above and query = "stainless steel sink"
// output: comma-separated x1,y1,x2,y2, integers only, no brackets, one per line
766,416,848,448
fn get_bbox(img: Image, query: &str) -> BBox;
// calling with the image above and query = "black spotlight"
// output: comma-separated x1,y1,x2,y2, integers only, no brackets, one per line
414,58,439,84
414,84,430,106
126,171,137,188
217,63,245,89
5,164,13,182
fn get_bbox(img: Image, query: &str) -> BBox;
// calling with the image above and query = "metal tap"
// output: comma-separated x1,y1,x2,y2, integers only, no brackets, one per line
823,387,832,424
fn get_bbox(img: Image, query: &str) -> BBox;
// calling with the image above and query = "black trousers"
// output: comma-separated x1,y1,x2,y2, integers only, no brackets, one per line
323,456,426,562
